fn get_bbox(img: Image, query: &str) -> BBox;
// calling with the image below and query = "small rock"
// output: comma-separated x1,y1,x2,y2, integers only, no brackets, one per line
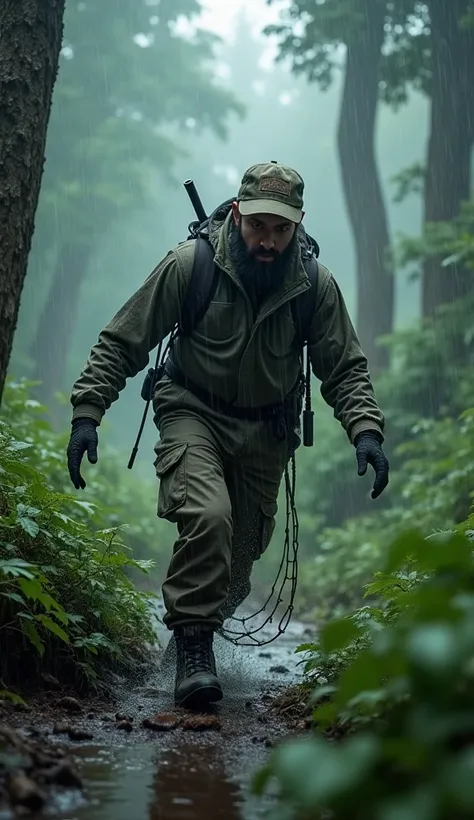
115,712,133,723
57,697,82,713
41,673,61,690
259,652,272,659
269,665,289,674
100,714,115,722
141,688,161,697
142,714,180,732
116,720,133,732
7,773,45,810
67,727,93,742
44,762,83,789
32,751,56,769
53,722,70,735
182,715,221,732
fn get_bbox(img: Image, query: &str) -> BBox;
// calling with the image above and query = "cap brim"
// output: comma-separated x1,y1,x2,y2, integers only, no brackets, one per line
238,199,302,223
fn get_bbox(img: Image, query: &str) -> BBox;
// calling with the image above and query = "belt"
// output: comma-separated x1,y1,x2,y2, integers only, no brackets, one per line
164,358,289,422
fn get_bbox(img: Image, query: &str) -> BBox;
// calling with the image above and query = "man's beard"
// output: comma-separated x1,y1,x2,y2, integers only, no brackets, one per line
228,220,297,305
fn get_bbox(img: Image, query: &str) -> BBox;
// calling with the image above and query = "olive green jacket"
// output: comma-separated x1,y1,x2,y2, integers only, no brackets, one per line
70,212,384,442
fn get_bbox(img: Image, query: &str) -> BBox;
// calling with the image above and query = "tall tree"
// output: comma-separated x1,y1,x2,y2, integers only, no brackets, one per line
351,0,474,317
336,0,392,373
27,0,242,406
0,0,65,404
266,0,394,374
422,0,474,316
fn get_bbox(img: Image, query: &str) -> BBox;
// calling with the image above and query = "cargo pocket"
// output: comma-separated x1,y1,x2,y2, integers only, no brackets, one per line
154,442,188,519
258,500,278,558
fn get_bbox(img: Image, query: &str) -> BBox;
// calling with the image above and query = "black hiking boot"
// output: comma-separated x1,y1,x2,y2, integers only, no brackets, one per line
174,625,223,710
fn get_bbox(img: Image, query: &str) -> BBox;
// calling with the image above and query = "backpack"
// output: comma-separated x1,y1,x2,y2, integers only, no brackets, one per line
128,200,319,469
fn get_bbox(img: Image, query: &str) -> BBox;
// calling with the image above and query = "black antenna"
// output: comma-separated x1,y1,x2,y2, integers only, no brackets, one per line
183,179,208,224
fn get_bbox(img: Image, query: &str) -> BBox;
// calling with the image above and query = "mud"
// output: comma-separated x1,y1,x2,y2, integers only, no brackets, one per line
0,602,315,819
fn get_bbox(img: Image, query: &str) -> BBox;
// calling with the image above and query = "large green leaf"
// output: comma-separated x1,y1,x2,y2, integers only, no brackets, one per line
22,621,45,656
35,614,69,644
0,558,36,579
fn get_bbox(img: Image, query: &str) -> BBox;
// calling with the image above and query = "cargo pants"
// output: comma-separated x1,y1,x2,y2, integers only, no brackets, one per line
152,376,290,630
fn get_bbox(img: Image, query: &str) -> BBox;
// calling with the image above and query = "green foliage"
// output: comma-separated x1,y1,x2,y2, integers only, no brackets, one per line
0,383,159,690
255,529,474,819
37,0,243,251
291,207,474,620
295,389,474,622
265,0,432,104
462,2,474,28
1,380,174,578
396,201,474,276
391,162,426,205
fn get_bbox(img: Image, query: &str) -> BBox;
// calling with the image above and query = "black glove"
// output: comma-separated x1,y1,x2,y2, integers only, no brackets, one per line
67,418,99,490
354,430,389,500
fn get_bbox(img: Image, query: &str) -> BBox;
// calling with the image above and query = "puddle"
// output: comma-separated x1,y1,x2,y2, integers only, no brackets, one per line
8,605,313,820
61,741,270,820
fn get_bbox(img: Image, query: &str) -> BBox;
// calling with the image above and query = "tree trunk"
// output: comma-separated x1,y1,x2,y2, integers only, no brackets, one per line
422,0,474,316
337,0,393,375
0,0,65,404
31,241,92,407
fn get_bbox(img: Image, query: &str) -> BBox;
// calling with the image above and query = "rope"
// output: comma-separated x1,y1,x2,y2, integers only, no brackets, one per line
218,450,299,647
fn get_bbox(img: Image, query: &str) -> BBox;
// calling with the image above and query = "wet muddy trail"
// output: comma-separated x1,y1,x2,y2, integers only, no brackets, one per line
1,603,314,819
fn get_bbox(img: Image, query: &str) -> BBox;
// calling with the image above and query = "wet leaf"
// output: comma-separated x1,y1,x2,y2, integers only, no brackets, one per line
320,618,362,653
22,621,45,656
407,624,463,676
35,614,69,643
18,516,40,538
0,558,36,579
385,531,427,573
337,651,383,706
378,787,439,820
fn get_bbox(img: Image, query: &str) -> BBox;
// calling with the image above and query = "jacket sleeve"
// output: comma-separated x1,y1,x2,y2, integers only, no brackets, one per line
70,245,192,424
307,263,385,443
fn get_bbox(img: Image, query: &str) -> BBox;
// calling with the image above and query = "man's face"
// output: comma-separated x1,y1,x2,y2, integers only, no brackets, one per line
228,202,301,300
231,201,298,261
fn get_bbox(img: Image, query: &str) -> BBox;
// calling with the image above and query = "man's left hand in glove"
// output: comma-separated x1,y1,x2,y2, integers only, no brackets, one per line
354,431,389,500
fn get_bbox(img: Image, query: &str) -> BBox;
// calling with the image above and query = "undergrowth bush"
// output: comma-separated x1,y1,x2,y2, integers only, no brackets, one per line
255,525,474,819
0,384,161,694
295,398,474,621
292,210,474,622
1,379,174,581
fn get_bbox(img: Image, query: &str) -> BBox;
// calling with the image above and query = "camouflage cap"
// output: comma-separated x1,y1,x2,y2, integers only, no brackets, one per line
237,161,304,223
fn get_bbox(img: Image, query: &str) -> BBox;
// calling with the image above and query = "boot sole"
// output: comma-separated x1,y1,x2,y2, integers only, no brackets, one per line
176,683,223,710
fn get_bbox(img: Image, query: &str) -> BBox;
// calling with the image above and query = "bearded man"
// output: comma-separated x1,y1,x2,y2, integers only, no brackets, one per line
66,162,389,710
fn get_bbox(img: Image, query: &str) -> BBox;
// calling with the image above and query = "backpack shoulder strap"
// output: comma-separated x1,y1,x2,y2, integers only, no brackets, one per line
179,235,218,335
291,254,319,348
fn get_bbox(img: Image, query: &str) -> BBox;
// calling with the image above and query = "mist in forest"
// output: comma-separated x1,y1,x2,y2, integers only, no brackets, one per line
6,0,474,603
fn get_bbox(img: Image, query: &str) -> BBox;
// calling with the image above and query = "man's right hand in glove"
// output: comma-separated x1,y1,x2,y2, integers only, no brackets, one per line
67,418,99,489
